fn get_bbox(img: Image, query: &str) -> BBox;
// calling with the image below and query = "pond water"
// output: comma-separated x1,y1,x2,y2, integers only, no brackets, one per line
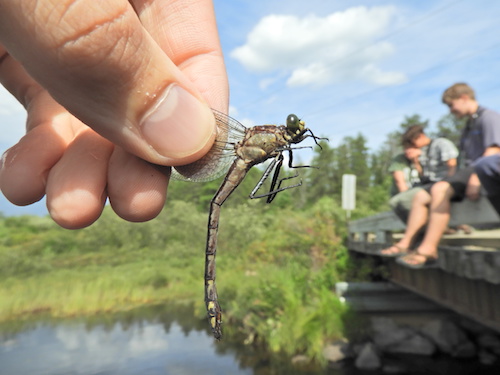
0,305,332,375
1,316,248,375
1,305,499,375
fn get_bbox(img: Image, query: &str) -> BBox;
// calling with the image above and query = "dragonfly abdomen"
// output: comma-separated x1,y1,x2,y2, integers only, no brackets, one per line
205,159,251,339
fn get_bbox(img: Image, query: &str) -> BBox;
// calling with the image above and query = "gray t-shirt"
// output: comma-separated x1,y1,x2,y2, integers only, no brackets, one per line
461,106,500,166
419,138,459,182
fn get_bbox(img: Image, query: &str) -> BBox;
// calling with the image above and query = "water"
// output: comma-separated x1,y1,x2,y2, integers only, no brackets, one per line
0,306,250,375
1,305,499,375
1,320,249,375
0,305,332,375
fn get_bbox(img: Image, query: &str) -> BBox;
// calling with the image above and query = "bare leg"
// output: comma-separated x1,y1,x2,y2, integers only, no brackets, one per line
400,181,454,265
381,189,431,255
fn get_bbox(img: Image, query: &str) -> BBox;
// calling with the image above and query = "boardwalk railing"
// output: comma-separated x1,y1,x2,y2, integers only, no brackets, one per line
347,197,500,332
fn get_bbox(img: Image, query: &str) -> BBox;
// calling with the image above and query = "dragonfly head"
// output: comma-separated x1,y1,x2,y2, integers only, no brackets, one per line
286,114,306,140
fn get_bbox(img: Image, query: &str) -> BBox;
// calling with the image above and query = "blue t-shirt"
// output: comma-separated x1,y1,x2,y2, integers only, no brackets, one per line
460,106,500,166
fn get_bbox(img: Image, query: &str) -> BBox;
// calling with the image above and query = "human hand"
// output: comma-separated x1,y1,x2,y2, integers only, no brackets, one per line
466,173,482,201
404,147,421,163
0,0,228,228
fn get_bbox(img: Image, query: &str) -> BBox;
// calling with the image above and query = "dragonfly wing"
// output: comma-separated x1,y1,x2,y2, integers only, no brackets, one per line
172,110,247,182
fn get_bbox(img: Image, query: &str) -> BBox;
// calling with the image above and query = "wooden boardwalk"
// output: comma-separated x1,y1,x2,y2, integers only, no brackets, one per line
348,197,500,332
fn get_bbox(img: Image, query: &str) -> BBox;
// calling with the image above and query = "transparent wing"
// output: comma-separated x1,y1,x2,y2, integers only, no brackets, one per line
171,109,248,182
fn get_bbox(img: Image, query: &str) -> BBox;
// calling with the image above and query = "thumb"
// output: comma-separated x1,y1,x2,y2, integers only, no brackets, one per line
0,0,216,166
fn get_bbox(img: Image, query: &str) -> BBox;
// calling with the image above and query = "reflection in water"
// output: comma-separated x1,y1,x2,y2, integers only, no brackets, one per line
2,305,498,375
0,311,252,375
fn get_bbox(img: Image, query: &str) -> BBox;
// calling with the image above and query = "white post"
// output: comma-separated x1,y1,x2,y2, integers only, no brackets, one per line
342,174,356,221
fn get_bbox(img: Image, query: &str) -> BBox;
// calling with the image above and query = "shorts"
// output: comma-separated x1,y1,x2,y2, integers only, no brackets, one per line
423,166,475,202
474,154,500,196
389,187,423,223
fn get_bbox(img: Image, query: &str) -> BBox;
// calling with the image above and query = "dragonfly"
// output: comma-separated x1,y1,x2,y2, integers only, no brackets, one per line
171,110,326,340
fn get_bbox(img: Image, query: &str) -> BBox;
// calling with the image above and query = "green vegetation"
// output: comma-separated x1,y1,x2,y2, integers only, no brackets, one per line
0,196,360,362
0,111,465,362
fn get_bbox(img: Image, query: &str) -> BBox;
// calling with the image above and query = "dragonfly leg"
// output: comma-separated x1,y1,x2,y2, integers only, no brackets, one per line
249,157,278,198
281,148,318,171
306,128,328,149
266,174,301,203
250,153,302,203
265,155,285,203
296,129,328,149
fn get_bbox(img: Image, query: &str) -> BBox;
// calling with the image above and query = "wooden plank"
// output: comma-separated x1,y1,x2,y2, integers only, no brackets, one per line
349,197,500,235
335,282,445,313
349,211,405,232
449,197,500,226
389,263,500,333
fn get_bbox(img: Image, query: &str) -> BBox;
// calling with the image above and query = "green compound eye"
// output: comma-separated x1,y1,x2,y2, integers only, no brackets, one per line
286,114,300,132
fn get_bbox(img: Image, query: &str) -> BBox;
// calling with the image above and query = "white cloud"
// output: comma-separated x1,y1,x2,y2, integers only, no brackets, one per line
230,6,406,87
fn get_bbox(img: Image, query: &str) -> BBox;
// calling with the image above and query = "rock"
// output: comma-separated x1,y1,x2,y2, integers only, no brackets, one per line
421,319,475,356
382,363,408,374
453,340,476,358
385,333,436,356
373,326,415,350
370,317,435,356
477,333,500,355
355,342,381,370
459,317,489,335
351,343,365,357
322,340,351,362
291,355,309,365
478,350,498,366
371,317,414,349
371,317,399,333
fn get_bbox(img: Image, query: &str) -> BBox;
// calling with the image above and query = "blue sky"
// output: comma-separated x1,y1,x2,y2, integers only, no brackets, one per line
1,0,500,216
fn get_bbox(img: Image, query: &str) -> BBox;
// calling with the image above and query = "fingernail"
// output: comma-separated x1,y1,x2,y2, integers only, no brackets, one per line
141,85,215,159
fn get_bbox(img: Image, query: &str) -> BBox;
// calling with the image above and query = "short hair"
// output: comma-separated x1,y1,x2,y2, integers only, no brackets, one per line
442,83,476,104
401,124,424,148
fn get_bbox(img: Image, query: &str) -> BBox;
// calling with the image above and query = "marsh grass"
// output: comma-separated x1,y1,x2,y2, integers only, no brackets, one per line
0,197,361,361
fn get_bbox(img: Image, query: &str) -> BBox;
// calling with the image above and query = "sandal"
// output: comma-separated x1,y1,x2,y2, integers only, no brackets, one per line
396,251,438,269
378,244,410,258
457,224,474,235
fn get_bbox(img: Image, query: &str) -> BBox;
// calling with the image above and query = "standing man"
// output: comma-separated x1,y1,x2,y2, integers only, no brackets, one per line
382,83,500,268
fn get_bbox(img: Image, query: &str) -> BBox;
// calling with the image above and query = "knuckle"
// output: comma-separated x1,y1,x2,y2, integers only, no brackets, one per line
47,1,136,70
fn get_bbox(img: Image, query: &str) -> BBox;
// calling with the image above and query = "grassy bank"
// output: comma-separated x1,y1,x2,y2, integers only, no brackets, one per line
0,197,360,361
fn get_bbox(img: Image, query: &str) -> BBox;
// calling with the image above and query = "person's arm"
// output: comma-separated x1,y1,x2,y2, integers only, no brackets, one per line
405,147,423,176
413,158,423,177
446,158,457,176
483,146,500,156
393,170,409,193
0,0,228,228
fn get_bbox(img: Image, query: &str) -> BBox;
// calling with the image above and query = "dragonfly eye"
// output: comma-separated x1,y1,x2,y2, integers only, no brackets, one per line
286,114,303,134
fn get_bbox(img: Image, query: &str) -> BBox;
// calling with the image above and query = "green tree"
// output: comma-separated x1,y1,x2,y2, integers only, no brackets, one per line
431,113,466,147
303,141,337,205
